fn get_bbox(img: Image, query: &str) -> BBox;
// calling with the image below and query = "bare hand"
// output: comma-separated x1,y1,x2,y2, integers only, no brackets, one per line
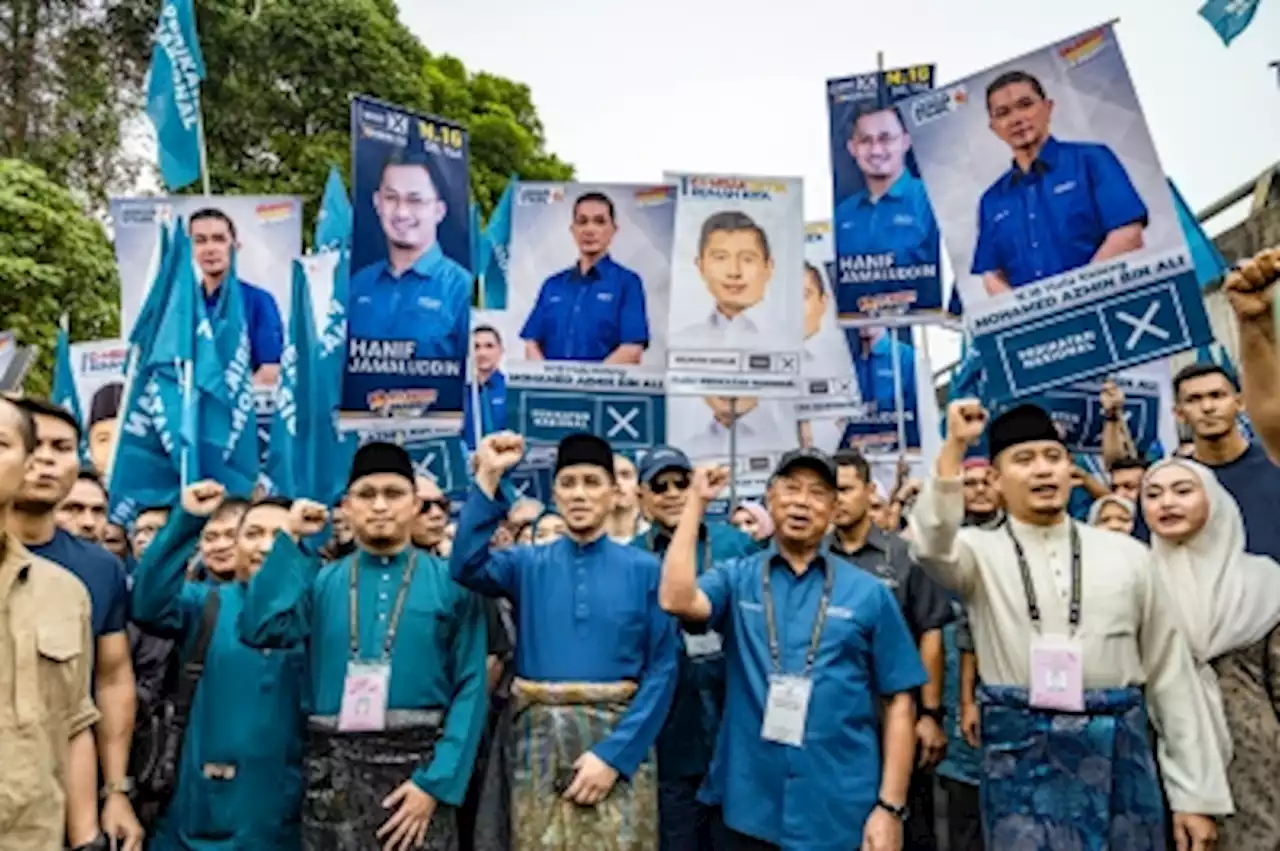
895,479,922,506
1171,812,1217,851
476,432,526,479
1099,379,1125,415
377,781,437,851
181,480,226,517
945,399,987,448
1224,246,1280,323
960,701,981,749
288,499,329,539
691,465,731,503
100,792,144,851
562,751,618,807
861,807,903,851
915,715,947,769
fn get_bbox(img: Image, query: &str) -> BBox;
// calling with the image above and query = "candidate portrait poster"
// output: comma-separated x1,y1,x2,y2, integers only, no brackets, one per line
796,221,861,451
68,339,128,477
110,194,299,347
666,394,799,498
826,325,939,458
344,95,472,432
664,173,805,398
901,24,1210,400
497,182,671,449
827,64,942,324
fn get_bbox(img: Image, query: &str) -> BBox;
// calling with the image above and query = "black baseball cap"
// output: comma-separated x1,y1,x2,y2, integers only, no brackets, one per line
772,448,838,489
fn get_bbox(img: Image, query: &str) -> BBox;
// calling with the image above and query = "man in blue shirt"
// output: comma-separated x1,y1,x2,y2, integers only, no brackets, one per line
840,327,919,451
834,105,937,280
658,448,925,851
348,152,473,360
972,70,1148,294
462,324,508,450
520,191,650,364
189,208,285,384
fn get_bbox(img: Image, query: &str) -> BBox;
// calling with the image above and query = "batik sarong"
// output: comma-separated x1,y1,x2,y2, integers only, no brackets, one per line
474,679,659,851
303,709,459,851
979,685,1167,851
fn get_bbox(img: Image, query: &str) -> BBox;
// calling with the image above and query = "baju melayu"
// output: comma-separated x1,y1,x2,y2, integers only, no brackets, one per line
239,536,489,851
130,509,307,850
451,485,680,851
908,475,1234,850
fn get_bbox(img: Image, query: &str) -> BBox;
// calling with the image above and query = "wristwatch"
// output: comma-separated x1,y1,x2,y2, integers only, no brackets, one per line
919,706,944,724
876,798,908,820
71,835,110,851
100,777,134,800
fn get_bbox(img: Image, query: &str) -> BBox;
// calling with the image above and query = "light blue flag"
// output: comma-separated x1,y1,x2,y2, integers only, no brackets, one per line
266,260,326,499
1199,0,1263,45
481,176,516,309
469,200,491,281
318,251,357,501
51,327,82,424
1169,180,1230,289
146,0,207,190
314,166,353,252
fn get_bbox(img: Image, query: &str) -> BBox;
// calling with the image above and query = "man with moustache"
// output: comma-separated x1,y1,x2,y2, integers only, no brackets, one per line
413,475,452,557
130,484,311,849
607,452,649,544
658,449,925,851
57,471,111,543
632,446,757,851
190,497,248,581
240,442,489,850
452,431,679,850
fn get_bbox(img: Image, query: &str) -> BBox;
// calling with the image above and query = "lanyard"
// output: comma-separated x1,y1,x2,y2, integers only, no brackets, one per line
761,555,836,677
347,551,419,663
1004,522,1082,636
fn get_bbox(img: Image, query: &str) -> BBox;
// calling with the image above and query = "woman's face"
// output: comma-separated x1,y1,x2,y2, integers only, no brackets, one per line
1095,501,1134,536
731,508,759,539
1142,464,1210,544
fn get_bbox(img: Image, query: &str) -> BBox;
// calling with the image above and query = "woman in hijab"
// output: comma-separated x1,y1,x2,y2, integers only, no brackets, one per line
1143,458,1280,850
1087,494,1137,536
729,501,773,544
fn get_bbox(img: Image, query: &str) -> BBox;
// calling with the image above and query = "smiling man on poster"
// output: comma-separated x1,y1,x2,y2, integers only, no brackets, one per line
972,70,1149,295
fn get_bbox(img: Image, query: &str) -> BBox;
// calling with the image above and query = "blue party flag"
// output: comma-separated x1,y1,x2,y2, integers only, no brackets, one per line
145,0,207,190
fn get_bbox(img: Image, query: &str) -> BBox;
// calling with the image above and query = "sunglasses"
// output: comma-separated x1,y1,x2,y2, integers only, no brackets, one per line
649,474,690,495
420,498,450,514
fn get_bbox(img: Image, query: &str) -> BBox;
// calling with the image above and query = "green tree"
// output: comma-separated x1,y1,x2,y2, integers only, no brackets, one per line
0,159,120,395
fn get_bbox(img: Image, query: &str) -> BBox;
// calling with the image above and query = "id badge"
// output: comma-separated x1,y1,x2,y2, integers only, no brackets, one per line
338,661,391,732
682,629,723,659
760,674,812,748
1029,634,1084,713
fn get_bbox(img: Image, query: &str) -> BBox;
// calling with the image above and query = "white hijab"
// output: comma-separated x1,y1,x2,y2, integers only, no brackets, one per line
1144,458,1280,763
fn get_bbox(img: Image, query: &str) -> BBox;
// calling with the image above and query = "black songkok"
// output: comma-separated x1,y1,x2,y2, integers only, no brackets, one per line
554,433,614,480
348,441,415,487
988,404,1063,460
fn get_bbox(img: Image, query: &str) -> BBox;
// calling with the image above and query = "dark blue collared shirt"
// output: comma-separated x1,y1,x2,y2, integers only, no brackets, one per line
347,243,473,359
633,522,758,781
696,547,926,849
203,279,284,370
450,486,679,778
834,171,937,267
519,255,650,362
461,369,508,450
971,137,1148,288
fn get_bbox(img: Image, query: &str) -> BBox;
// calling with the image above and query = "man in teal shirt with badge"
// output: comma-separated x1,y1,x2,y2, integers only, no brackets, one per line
240,442,488,851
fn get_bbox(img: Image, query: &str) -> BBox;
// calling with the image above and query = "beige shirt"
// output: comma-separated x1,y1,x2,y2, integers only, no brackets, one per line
908,475,1233,816
0,536,100,849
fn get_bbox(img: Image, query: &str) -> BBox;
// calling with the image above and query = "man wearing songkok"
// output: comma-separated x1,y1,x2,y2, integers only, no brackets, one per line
240,441,489,851
452,431,678,851
909,400,1233,850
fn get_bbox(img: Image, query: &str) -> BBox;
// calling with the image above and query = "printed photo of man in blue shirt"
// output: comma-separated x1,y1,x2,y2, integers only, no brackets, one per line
834,105,937,276
348,150,473,360
519,192,651,364
972,70,1149,295
189,208,284,385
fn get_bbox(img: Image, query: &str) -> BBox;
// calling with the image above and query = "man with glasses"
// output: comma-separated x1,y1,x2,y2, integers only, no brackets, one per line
348,151,472,360
632,446,756,851
240,442,489,850
414,475,452,556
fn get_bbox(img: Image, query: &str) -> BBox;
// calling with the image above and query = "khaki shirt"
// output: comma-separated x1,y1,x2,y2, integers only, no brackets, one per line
0,535,100,849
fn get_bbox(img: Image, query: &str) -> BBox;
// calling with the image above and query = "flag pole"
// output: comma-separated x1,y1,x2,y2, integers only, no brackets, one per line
196,110,212,196
728,397,739,512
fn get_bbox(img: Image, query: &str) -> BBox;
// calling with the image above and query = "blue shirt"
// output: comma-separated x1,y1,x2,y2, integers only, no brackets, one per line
519,255,650,362
450,486,679,778
461,369,508,450
697,547,927,849
240,537,489,806
1204,442,1280,561
972,137,1148,288
634,522,758,780
203,279,284,370
30,528,129,639
347,243,473,360
130,510,305,850
834,172,937,268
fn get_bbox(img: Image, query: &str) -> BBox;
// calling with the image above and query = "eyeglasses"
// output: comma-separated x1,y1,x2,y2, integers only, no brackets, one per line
649,475,690,495
420,498,450,515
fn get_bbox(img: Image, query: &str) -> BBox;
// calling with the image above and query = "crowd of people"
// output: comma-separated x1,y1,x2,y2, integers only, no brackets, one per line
1,245,1278,851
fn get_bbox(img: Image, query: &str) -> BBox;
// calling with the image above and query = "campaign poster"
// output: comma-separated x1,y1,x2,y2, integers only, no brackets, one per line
463,309,519,450
827,326,936,457
500,182,671,448
1032,369,1162,454
67,340,129,477
355,427,470,500
900,24,1211,400
109,196,300,345
666,394,799,498
344,95,471,432
827,64,942,323
664,173,805,398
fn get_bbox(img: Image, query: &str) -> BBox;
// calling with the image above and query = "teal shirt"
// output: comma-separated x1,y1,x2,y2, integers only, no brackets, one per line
239,536,488,806
129,509,306,850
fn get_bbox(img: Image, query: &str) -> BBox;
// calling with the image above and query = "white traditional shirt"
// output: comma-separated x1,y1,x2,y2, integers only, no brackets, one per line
674,303,771,351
